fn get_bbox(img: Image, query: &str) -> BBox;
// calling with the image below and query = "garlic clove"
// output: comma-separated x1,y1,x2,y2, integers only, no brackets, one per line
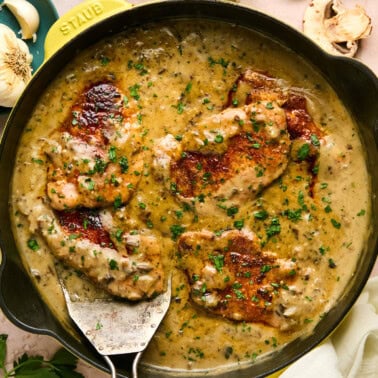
0,24,33,107
3,0,40,41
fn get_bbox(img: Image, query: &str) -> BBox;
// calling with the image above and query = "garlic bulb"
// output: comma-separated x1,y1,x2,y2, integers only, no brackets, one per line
2,0,40,41
0,24,33,108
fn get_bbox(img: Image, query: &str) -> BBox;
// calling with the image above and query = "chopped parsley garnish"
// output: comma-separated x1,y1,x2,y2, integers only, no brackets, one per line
324,205,332,213
285,208,302,222
328,258,337,268
176,102,185,114
185,82,192,93
31,158,44,165
129,84,141,100
253,209,268,220
208,56,229,68
91,160,105,175
297,143,310,161
100,56,110,66
85,178,95,191
113,194,123,209
68,233,80,240
226,206,239,217
310,134,320,146
265,102,274,110
119,156,129,173
233,219,244,230
209,254,224,272
115,229,123,242
266,217,281,238
214,134,224,143
27,238,39,251
298,190,305,208
331,218,341,229
109,259,118,270
170,224,186,240
260,265,272,273
138,202,147,210
319,245,328,255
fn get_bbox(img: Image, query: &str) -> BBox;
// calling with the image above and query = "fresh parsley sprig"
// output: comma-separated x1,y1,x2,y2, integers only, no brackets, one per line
0,334,84,377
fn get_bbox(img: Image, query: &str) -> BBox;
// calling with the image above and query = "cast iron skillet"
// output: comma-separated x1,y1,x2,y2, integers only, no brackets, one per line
0,1,377,377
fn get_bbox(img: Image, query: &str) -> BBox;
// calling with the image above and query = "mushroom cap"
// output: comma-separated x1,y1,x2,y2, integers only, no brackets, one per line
303,0,372,57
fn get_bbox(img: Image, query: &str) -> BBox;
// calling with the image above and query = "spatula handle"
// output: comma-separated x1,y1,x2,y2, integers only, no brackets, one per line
103,355,117,378
132,351,143,378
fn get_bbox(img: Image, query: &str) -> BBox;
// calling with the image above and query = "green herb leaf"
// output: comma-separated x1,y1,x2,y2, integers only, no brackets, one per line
214,134,224,143
49,347,79,369
185,82,192,93
266,217,281,238
100,56,110,66
170,224,186,240
253,210,268,220
27,238,40,251
310,134,320,146
226,206,239,217
331,218,341,229
119,156,129,173
109,259,119,270
260,265,272,273
265,102,274,110
0,337,83,378
129,84,141,100
113,194,123,209
209,254,224,272
233,219,244,230
297,143,310,161
328,258,337,268
108,146,117,162
176,102,185,114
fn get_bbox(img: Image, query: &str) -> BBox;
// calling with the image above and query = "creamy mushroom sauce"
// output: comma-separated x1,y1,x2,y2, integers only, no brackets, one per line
10,20,370,373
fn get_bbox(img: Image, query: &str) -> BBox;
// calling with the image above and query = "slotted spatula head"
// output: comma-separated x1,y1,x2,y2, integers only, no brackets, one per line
59,276,171,356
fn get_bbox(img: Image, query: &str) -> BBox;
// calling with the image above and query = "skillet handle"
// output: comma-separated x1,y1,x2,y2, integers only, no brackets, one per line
44,0,132,59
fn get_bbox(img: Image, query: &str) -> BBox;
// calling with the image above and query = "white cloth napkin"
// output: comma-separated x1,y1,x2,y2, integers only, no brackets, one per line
280,277,378,378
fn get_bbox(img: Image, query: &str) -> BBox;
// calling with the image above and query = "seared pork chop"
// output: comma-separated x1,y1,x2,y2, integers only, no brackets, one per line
45,82,144,210
228,69,324,163
32,204,164,300
153,99,291,210
153,70,323,212
178,230,298,328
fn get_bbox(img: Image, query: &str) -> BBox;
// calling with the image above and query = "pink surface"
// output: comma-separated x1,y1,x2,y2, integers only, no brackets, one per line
1,1,377,377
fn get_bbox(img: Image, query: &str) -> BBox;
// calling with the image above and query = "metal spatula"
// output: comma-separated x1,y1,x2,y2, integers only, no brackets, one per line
57,267,171,378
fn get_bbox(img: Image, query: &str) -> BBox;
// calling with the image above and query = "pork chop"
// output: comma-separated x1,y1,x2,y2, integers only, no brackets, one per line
31,203,164,300
228,69,324,164
177,230,298,329
153,99,291,210
153,70,323,212
45,82,144,210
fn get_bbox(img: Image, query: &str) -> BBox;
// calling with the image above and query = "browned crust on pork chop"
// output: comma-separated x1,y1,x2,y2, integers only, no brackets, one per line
45,82,144,210
178,230,298,328
34,205,164,300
